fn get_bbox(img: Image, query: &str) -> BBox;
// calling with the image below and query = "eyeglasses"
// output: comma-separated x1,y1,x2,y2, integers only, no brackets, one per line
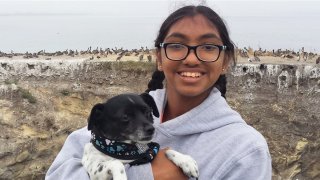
159,43,227,62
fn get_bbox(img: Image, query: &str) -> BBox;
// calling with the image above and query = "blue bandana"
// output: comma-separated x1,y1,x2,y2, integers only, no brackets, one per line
91,132,160,166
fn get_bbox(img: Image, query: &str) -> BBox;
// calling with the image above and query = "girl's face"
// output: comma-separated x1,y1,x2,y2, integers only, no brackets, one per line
157,14,229,100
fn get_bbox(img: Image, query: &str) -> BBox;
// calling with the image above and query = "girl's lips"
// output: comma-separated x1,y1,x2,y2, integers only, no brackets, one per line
179,72,202,78
177,71,205,83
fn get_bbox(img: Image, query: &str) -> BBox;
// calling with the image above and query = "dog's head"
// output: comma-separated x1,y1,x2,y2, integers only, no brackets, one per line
87,93,159,143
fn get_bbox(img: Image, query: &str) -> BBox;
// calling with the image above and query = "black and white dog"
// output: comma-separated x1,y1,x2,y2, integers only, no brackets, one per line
82,93,199,180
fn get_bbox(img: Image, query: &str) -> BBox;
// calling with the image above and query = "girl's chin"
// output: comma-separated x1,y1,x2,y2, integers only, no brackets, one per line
175,87,212,98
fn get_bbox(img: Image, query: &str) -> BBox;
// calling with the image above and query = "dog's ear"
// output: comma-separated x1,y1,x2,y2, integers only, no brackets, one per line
88,103,105,130
140,93,159,118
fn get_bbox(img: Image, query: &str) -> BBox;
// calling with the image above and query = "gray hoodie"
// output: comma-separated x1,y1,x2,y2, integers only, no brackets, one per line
46,88,272,180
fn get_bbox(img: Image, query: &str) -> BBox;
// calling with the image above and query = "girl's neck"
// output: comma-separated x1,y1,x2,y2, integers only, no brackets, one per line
161,90,211,123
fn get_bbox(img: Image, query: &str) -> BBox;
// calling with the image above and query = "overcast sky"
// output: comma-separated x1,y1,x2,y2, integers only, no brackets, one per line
1,0,319,17
0,0,319,52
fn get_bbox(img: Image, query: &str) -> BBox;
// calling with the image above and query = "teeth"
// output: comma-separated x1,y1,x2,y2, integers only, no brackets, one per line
180,72,202,77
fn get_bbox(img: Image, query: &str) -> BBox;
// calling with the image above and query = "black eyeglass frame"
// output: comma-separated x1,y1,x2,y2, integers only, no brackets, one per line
159,42,227,62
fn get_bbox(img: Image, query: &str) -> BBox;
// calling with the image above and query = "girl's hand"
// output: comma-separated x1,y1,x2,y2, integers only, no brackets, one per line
151,148,188,180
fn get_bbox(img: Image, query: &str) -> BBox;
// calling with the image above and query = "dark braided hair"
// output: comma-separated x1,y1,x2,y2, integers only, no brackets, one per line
145,70,165,93
145,5,236,98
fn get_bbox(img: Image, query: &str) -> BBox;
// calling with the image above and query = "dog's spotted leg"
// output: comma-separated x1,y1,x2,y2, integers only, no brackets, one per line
104,160,127,180
82,144,127,180
165,149,199,179
87,160,127,180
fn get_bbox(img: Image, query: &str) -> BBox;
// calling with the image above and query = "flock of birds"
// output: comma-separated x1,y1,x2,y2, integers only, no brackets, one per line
0,46,154,62
0,46,319,64
237,47,319,64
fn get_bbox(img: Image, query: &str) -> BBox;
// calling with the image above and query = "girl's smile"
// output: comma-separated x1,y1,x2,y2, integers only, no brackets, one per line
177,69,205,83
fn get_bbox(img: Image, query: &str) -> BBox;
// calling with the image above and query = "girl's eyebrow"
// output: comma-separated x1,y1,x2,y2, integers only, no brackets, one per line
198,33,221,41
165,32,221,41
165,32,187,40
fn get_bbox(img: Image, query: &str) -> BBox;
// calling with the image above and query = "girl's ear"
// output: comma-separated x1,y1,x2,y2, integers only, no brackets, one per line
156,49,163,71
221,64,228,74
221,53,231,74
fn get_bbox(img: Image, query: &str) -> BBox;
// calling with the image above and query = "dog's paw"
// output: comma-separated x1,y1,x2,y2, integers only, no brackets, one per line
165,149,199,178
100,160,127,180
85,159,127,180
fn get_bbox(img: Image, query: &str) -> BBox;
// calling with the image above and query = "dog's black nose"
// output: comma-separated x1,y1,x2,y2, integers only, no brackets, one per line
146,126,155,135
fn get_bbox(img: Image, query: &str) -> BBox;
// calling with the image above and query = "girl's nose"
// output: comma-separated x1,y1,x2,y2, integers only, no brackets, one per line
183,49,201,65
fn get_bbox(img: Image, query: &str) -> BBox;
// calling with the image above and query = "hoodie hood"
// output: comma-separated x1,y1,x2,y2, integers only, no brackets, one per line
149,88,246,136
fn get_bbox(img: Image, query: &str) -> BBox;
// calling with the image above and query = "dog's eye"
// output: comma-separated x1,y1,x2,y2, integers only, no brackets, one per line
122,114,130,122
145,109,152,117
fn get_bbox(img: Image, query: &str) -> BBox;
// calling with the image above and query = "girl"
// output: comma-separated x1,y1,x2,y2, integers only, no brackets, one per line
46,5,271,180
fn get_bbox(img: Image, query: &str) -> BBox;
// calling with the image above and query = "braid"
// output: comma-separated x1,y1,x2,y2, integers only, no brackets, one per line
145,70,165,93
214,74,227,99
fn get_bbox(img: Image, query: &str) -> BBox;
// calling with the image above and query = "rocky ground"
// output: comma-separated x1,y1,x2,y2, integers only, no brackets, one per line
0,55,319,179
